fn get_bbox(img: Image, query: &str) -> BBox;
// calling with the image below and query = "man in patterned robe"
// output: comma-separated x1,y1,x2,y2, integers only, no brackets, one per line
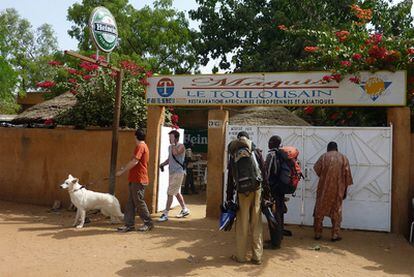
313,141,353,241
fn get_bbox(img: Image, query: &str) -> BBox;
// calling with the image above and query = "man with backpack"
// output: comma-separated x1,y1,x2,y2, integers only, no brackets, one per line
226,131,272,265
158,130,190,222
265,135,301,249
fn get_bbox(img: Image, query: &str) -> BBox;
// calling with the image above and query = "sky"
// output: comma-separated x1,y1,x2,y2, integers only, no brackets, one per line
0,0,199,51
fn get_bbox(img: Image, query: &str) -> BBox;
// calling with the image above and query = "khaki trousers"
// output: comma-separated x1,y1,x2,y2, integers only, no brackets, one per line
235,189,263,262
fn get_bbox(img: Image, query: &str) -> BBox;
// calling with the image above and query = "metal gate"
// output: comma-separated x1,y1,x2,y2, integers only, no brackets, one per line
225,125,392,232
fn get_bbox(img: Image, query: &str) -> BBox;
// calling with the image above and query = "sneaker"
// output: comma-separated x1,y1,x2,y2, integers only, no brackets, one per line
176,208,190,218
117,226,135,232
137,224,154,232
158,214,169,222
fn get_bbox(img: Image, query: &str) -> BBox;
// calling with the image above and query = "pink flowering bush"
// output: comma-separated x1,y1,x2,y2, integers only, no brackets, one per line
37,53,153,128
280,4,413,127
281,4,413,84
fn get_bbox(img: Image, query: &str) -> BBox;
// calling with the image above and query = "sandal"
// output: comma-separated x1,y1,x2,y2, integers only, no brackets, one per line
230,255,245,263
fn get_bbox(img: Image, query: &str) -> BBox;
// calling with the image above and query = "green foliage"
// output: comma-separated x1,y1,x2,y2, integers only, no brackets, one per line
0,8,58,112
191,0,414,127
287,3,414,78
41,54,150,128
190,0,357,72
0,55,18,114
190,0,413,74
67,0,198,73
0,9,59,91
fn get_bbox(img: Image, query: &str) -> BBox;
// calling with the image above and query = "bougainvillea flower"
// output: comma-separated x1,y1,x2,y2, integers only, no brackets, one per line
330,112,339,120
335,30,350,42
349,76,360,84
83,75,93,81
322,75,332,82
67,68,78,75
277,25,288,31
384,50,401,62
48,60,62,66
36,81,56,88
352,53,362,60
331,74,342,82
80,62,99,71
171,114,179,124
368,45,387,59
90,54,106,62
44,118,54,125
365,57,377,64
369,33,383,45
351,4,372,22
139,78,150,86
304,46,319,52
304,106,314,115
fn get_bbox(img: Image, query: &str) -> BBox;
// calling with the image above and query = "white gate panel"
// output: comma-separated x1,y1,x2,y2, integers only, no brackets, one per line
224,124,392,232
303,127,392,231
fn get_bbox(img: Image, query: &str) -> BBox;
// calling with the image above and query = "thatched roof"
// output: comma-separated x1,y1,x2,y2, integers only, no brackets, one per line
12,92,76,124
229,107,310,126
0,114,17,122
12,92,310,127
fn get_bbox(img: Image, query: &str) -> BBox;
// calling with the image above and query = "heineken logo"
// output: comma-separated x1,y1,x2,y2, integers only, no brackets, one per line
94,23,117,35
89,7,118,53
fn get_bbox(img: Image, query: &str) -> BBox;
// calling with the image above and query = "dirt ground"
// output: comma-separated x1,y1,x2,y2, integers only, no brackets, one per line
1,194,413,277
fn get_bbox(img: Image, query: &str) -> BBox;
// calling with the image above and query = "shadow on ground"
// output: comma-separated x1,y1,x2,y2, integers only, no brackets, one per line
1,195,413,276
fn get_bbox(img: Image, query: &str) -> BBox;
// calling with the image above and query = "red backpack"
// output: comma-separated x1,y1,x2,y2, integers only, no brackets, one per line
270,146,303,194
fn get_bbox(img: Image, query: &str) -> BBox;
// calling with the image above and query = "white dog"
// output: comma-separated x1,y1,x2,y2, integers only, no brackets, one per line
60,174,124,228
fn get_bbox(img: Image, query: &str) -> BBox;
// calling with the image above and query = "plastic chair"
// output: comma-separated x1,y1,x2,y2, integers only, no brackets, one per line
410,198,414,244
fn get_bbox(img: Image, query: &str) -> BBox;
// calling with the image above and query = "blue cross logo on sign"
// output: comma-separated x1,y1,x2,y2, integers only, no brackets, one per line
156,78,175,97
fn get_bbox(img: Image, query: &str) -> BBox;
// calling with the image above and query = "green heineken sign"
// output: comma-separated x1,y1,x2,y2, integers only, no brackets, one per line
89,7,118,53
184,129,208,153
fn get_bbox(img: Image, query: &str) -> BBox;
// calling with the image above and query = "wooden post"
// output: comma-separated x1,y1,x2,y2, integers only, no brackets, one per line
108,69,124,195
206,109,229,218
387,107,411,237
146,106,165,213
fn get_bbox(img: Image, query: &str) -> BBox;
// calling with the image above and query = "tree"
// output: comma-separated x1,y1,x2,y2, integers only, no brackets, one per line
190,0,359,72
190,0,413,73
67,0,198,73
0,8,59,93
190,0,414,127
0,55,18,114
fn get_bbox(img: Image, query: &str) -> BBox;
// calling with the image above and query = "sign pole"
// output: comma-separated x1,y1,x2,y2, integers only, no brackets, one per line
109,69,124,195
88,6,120,195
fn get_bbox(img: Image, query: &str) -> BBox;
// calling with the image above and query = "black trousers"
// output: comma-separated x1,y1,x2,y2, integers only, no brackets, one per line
268,192,284,247
124,183,152,227
183,168,196,193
